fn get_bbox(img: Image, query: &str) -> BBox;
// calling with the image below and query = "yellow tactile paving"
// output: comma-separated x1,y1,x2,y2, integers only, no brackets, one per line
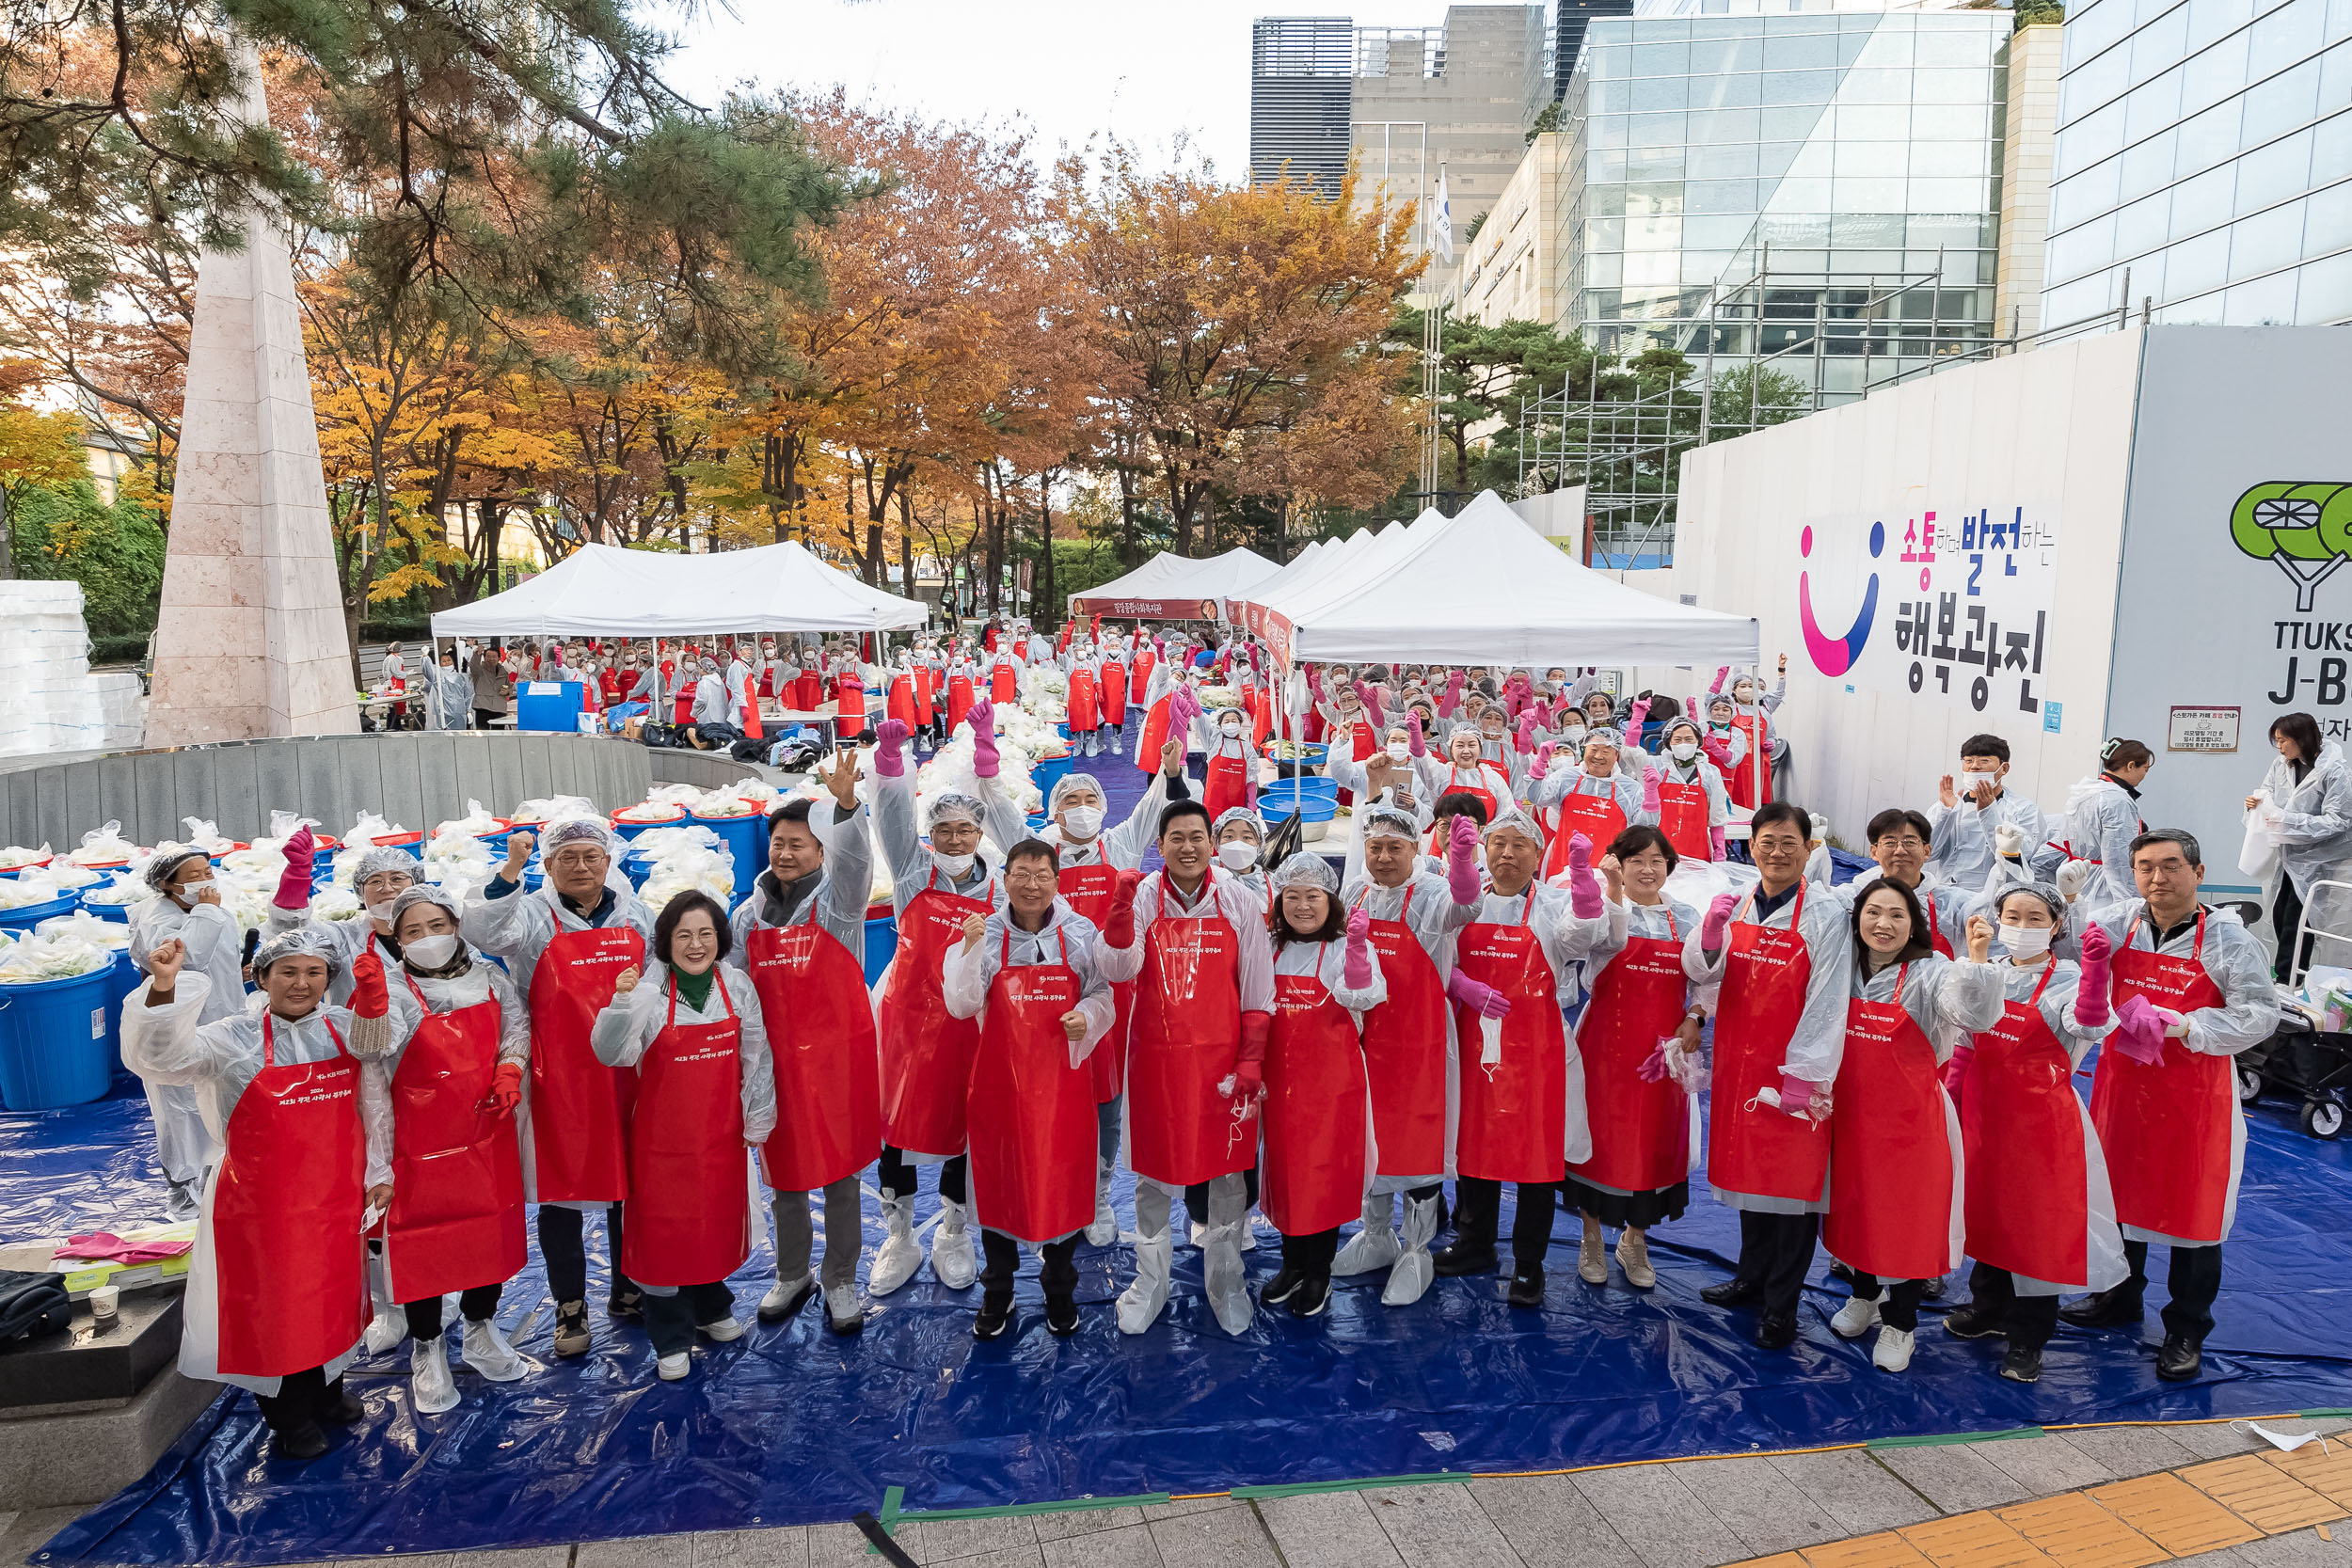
2265,1446,2352,1511
2179,1455,2346,1534
2083,1474,2263,1559
1897,1509,2055,1568
1722,1554,1811,1568
1994,1492,2169,1568
1800,1531,1936,1568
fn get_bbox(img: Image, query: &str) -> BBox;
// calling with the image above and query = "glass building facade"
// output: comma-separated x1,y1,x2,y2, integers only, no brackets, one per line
2039,0,2352,329
1561,10,2009,396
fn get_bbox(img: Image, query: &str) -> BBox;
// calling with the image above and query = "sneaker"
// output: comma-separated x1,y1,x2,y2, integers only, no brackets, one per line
1830,1294,1882,1339
1507,1265,1546,1308
1288,1276,1332,1318
1999,1344,2043,1383
272,1424,330,1463
1942,1303,2006,1339
1260,1266,1307,1306
552,1300,591,1357
825,1287,866,1336
1578,1226,1607,1286
1615,1230,1657,1290
974,1295,1014,1340
657,1351,691,1381
607,1285,644,1322
698,1315,744,1343
759,1274,817,1323
1873,1325,1916,1372
1045,1294,1080,1337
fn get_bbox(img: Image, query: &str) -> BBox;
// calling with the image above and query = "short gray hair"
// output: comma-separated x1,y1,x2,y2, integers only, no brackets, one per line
2128,828,2201,866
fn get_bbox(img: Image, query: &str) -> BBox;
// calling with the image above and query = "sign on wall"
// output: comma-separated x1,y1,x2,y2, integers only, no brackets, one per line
2167,705,2240,752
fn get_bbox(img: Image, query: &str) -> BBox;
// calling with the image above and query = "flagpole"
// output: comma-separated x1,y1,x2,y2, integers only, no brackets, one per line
1423,158,1452,508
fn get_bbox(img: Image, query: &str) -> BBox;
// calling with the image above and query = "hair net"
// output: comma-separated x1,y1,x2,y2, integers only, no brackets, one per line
1361,805,1421,841
143,846,212,893
1269,853,1338,894
1486,806,1546,845
387,882,465,932
927,793,984,831
1048,772,1106,815
1583,728,1622,754
541,817,616,859
352,846,423,892
1213,806,1264,843
1994,882,2068,924
252,926,346,985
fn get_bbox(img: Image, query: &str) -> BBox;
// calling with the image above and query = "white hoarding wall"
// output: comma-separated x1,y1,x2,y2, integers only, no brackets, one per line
1661,328,2144,849
2104,326,2352,895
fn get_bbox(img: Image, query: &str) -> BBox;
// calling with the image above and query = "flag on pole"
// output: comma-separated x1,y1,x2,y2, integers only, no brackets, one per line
1432,166,1454,265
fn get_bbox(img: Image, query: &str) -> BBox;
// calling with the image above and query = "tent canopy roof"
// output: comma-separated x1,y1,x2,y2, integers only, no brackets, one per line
1068,546,1281,620
427,542,930,639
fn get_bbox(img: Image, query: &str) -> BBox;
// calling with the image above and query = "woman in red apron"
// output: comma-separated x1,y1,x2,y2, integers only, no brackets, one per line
1067,655,1102,755
1535,737,1641,880
590,891,774,1382
944,844,1118,1339
946,652,977,737
887,663,919,731
913,645,940,745
1202,705,1255,822
1422,730,1512,847
1946,886,2127,1384
120,928,389,1462
377,888,532,1414
1723,667,1783,810
795,655,823,714
1639,720,1729,863
1101,648,1128,754
1823,880,2002,1372
991,649,1021,705
1260,856,1386,1320
1566,826,1708,1291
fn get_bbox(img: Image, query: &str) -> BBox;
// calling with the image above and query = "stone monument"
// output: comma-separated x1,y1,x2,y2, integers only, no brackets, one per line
144,41,358,745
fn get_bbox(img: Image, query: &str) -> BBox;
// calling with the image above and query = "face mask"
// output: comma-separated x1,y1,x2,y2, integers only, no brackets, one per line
931,850,976,879
1734,687,1756,704
1386,742,1411,762
1062,805,1104,840
364,895,402,923
1562,725,1588,746
1217,840,1260,871
1998,924,2053,958
175,877,215,903
1219,716,1243,735
404,932,460,970
1962,770,1998,791
1671,741,1699,762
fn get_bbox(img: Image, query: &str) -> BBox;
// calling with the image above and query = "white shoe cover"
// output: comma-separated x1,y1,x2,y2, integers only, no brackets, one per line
460,1319,532,1383
930,1198,977,1290
362,1256,405,1355
1238,1218,1257,1253
1117,1228,1173,1334
410,1336,459,1415
1086,1161,1119,1246
1188,1220,1209,1249
868,1195,922,1296
1831,1293,1882,1339
1110,736,1123,755
1381,1195,1441,1306
1873,1325,1915,1371
657,1351,691,1380
1332,1196,1400,1277
1202,1223,1253,1336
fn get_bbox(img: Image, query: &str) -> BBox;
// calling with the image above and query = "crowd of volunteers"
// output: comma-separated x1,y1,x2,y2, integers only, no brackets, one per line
112,614,2303,1465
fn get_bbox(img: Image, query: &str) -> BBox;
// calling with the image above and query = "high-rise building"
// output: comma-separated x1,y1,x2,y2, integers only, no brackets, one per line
1351,7,1552,257
1993,22,2064,340
1448,131,1574,324
1554,0,1635,103
2038,0,2352,331
1250,17,1358,195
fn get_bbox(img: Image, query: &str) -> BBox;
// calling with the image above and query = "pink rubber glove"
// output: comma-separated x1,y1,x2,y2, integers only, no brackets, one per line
1709,826,1727,862
2074,924,2113,1027
1711,665,1729,695
2109,994,2169,1064
1776,1073,1823,1118
1354,681,1380,717
1626,696,1652,751
273,825,317,910
968,702,999,777
1532,741,1554,780
1517,712,1538,753
1306,665,1326,699
1565,832,1603,918
1642,766,1662,814
875,718,910,777
1343,907,1375,988
1440,669,1466,717
1447,813,1483,904
1701,892,1739,950
1637,1041,1672,1085
1448,969,1512,1020
1407,712,1428,758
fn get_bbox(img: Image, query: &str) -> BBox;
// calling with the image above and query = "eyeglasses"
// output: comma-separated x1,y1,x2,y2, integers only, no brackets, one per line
1005,869,1059,887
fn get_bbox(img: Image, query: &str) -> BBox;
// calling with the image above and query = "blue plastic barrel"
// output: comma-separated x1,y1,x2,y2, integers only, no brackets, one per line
75,899,135,925
0,893,79,934
863,908,898,987
688,812,764,902
619,850,655,889
1031,752,1074,797
0,964,117,1109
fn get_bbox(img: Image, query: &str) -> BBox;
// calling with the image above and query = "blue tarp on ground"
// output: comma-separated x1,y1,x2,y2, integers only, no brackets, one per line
18,744,2352,1565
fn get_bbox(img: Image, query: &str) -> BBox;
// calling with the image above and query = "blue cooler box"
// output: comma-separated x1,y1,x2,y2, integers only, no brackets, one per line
516,681,586,733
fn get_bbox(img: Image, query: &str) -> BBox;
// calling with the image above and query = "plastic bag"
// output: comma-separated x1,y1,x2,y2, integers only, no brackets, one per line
35,911,133,949
79,873,156,908
509,795,596,825
71,820,140,865
346,811,410,847
0,933,109,983
0,844,52,870
310,886,366,922
268,810,322,842
2240,805,2280,879
180,817,236,853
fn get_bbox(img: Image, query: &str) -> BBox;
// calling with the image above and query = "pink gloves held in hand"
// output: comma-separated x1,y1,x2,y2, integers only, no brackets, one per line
273,824,316,910
1637,1042,1672,1084
2074,923,2114,1028
1565,832,1603,919
1448,968,1513,1020
1343,907,1375,988
1701,891,1740,949
2109,994,2172,1064
875,718,910,778
1641,766,1662,813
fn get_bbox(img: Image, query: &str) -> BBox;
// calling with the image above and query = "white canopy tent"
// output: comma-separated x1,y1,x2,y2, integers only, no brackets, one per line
1067,546,1280,622
428,541,931,639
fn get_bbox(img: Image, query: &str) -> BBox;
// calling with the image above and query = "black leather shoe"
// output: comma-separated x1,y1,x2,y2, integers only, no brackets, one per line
2058,1289,2143,1328
272,1423,330,1462
1044,1294,1080,1337
1260,1266,1307,1306
2156,1334,2203,1381
759,1275,817,1323
1432,1242,1499,1277
1507,1266,1546,1308
1289,1277,1332,1318
974,1294,1014,1340
1754,1309,1798,1349
2000,1344,2043,1383
1701,1277,1766,1308
1943,1304,2006,1339
321,1390,365,1426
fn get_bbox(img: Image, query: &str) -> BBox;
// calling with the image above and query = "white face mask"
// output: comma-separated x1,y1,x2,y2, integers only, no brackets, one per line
175,877,215,904
1386,742,1411,762
1962,770,1999,791
403,932,460,970
931,850,977,879
1562,724,1588,745
1671,741,1700,762
364,895,402,923
1733,687,1756,704
1061,805,1104,841
1219,715,1244,736
1998,924,2054,958
1217,840,1260,871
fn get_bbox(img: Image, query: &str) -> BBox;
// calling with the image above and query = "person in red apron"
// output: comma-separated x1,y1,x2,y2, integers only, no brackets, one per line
1315,679,1380,802
990,646,1021,705
1201,705,1256,823
121,927,391,1463
943,840,1120,1338
2061,827,2270,1381
1259,855,1387,1319
1567,826,1711,1291
1096,799,1274,1337
1034,743,1193,1243
945,647,978,739
1134,674,1200,782
1331,807,1483,1305
370,886,532,1413
871,717,1005,1295
590,892,775,1381
1534,736,1641,880
1100,643,1129,755
1433,808,1606,1308
1417,729,1514,847
912,640,942,749
726,751,877,1337
887,657,920,735
1945,883,2128,1385
464,817,655,1358
1066,646,1104,756
795,651,824,715
1821,880,2002,1371
1719,660,1785,810
1636,719,1729,864
1836,809,1977,1115
833,653,867,742
1685,801,1852,1350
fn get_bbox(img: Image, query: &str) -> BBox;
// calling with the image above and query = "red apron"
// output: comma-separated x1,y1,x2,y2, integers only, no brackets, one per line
1352,883,1450,1175
1824,964,1955,1281
914,664,938,725
1659,775,1711,863
1438,766,1501,823
383,977,526,1301
796,669,822,712
1922,892,1956,959
964,929,1095,1243
1127,881,1251,1186
1263,966,1369,1236
1057,860,1134,1102
1567,911,1692,1195
619,979,751,1289
834,672,866,739
1103,660,1128,724
1452,896,1569,1182
888,673,918,728
758,660,777,699
739,675,764,741
1069,667,1100,731
876,873,993,1155
1134,650,1156,697
1729,710,1770,809
1708,883,1829,1205
745,918,882,1190
1136,693,1179,777
1346,717,1376,763
672,686,695,725
526,922,644,1202
2091,915,2233,1243
1203,745,1250,822
947,671,975,734
1964,967,2091,1284
991,659,1019,705
214,1014,370,1378
1546,781,1629,879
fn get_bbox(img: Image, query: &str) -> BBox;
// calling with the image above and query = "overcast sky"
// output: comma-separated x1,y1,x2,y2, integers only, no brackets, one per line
664,0,1449,178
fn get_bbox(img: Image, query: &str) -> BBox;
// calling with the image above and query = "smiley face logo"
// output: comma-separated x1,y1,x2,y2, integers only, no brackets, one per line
1798,521,1883,677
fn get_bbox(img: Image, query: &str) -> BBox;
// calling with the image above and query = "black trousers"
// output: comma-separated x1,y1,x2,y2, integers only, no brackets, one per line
1454,1178,1558,1265
253,1368,345,1435
643,1282,736,1356
1734,1210,1822,1314
878,1147,967,1204
1186,1162,1259,1225
1967,1261,2059,1351
404,1284,503,1340
2274,876,2316,982
979,1231,1080,1301
2123,1238,2224,1341
1281,1227,1341,1276
472,707,502,730
1849,1272,1926,1331
536,1204,628,1306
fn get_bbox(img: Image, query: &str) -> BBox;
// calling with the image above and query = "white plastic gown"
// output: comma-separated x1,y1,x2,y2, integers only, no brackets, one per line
2257,741,2352,969
1928,787,2049,894
1634,754,1732,831
725,800,873,963
1031,770,1181,870
1264,937,1387,1227
128,893,240,1185
2030,776,2145,910
1578,895,1717,1193
119,978,393,1395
